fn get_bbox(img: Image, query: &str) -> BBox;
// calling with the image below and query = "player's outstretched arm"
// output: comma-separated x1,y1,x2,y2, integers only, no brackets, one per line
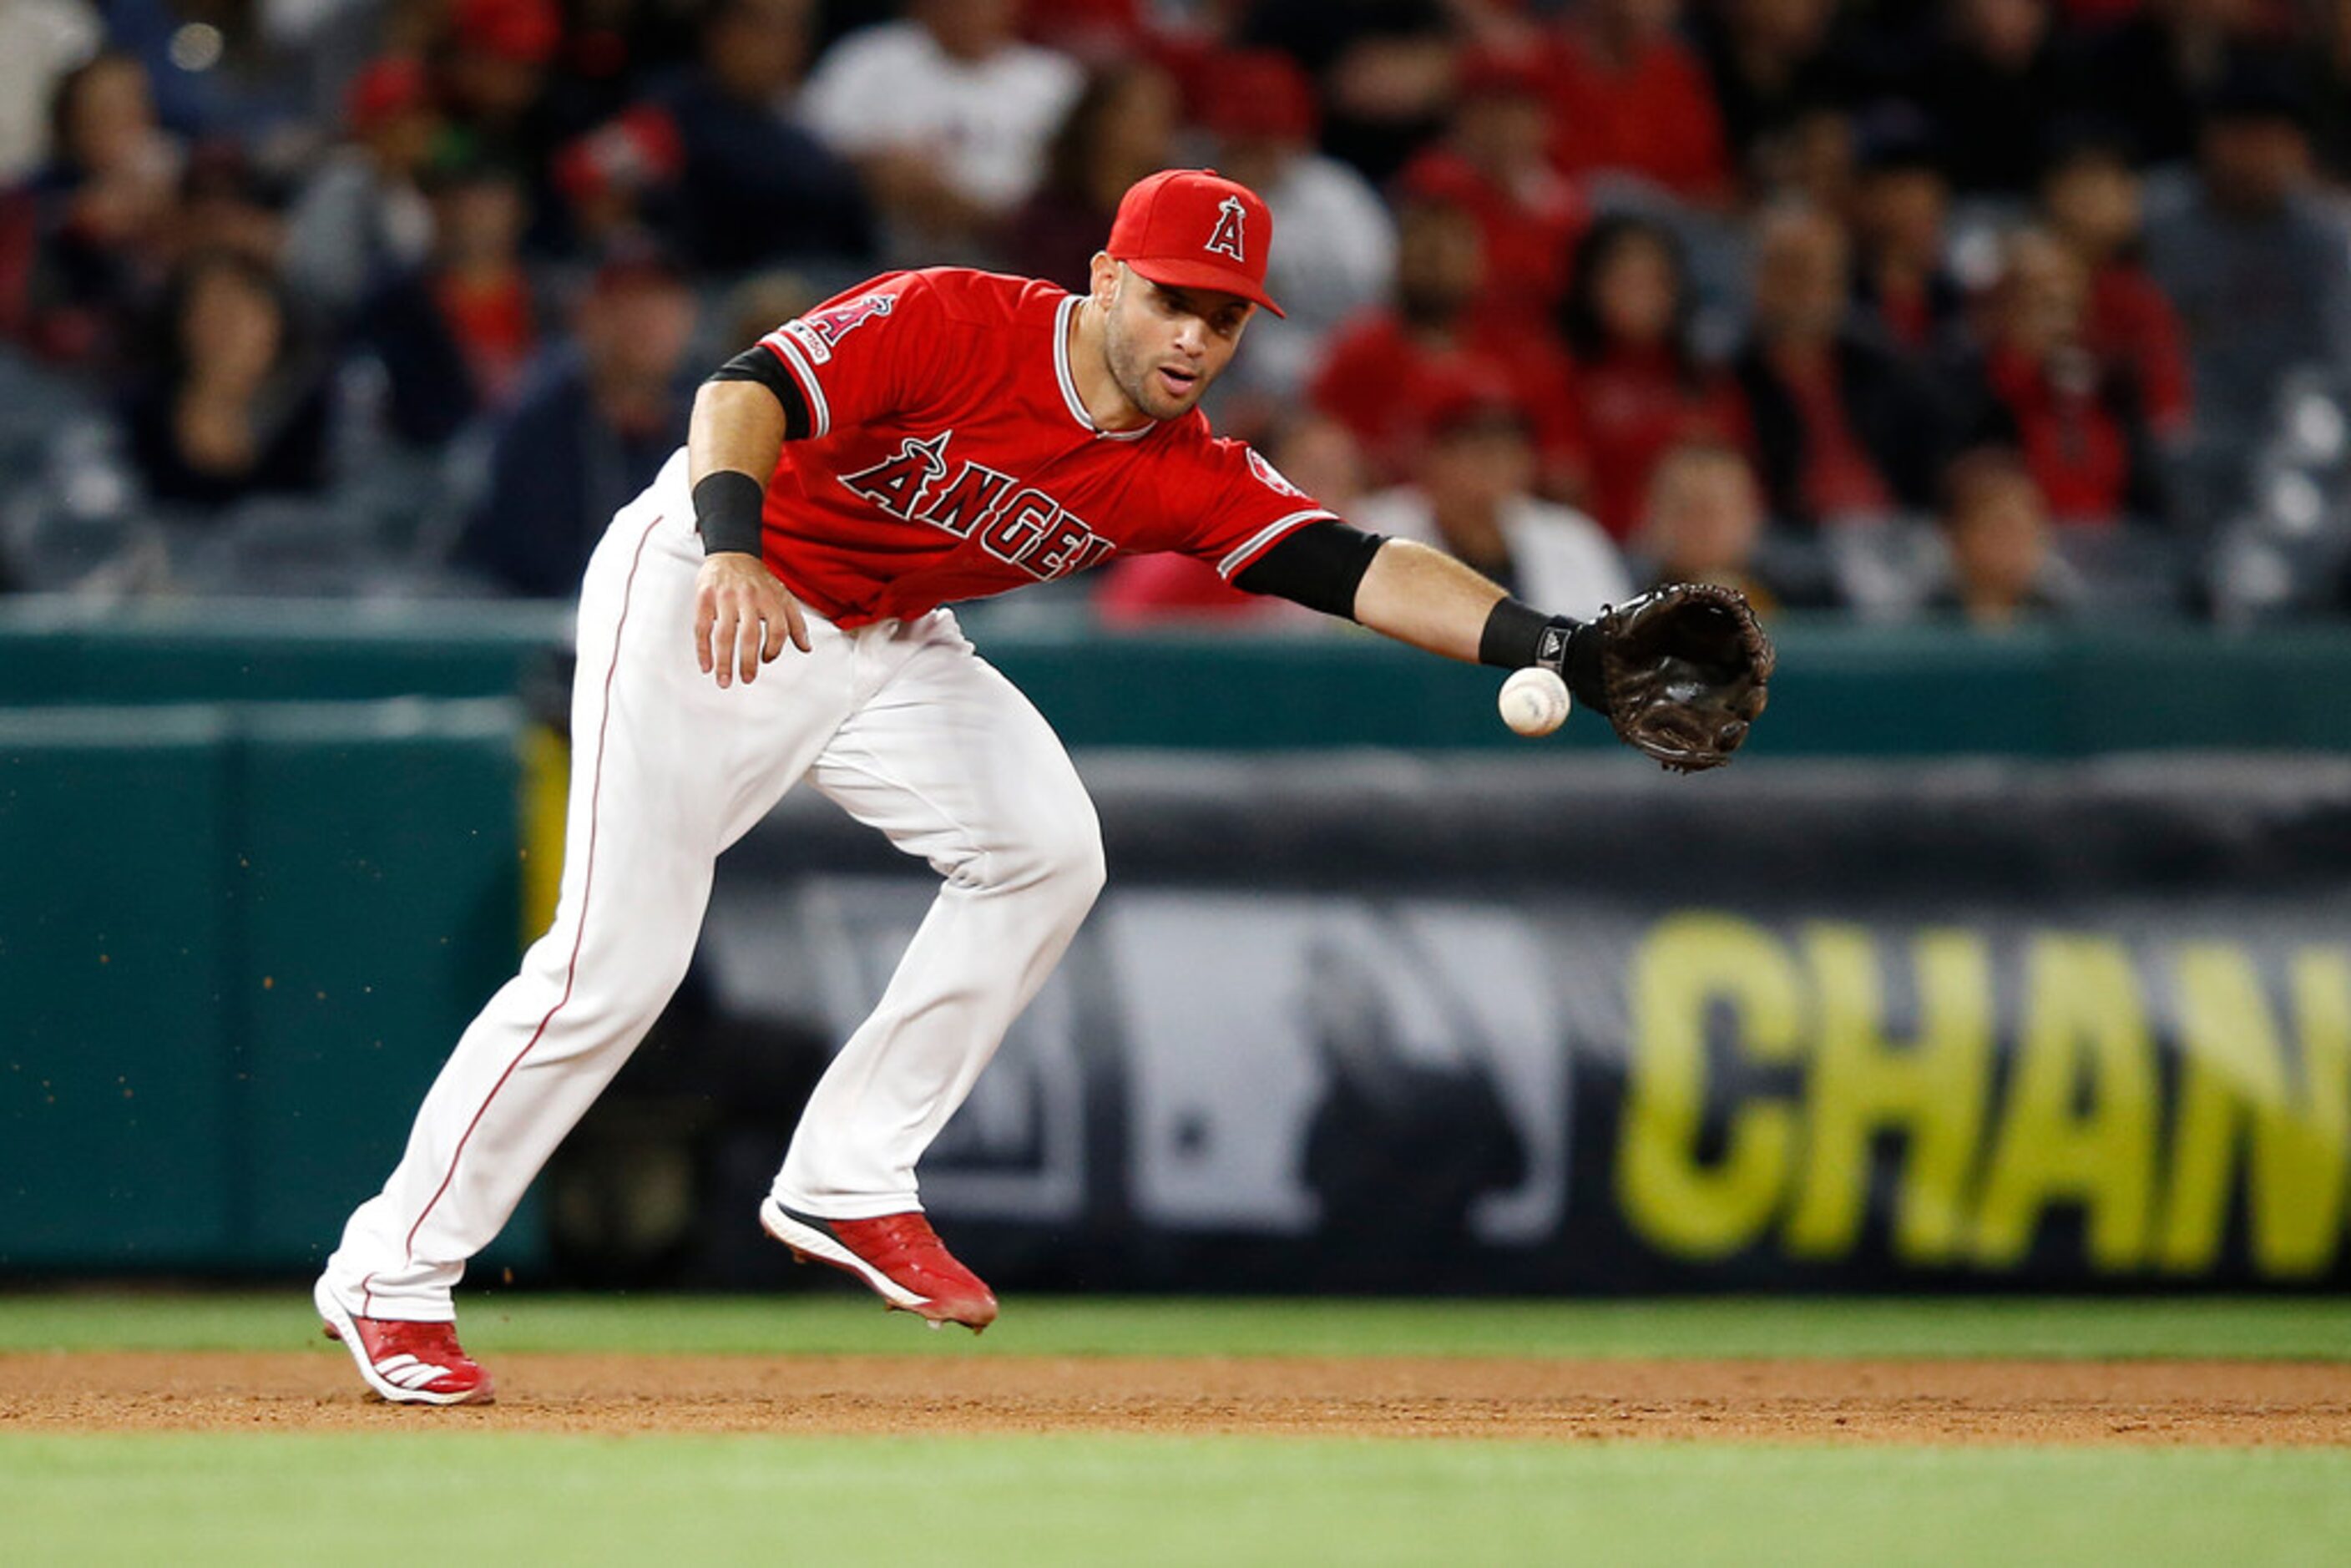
1262,531,1772,771
1349,538,1511,663
688,380,809,689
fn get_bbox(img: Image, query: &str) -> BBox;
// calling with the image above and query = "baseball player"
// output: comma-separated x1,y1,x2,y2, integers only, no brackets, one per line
315,169,1768,1404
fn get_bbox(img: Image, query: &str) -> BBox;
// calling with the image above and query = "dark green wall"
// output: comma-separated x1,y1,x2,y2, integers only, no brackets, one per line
3,599,2346,1277
0,700,540,1274
5,602,2346,756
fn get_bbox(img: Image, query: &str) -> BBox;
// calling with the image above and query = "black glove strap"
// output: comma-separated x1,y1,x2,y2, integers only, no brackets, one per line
693,470,766,557
1479,597,1606,711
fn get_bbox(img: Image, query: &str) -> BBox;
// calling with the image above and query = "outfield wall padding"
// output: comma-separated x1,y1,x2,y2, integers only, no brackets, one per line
8,599,2351,756
0,701,542,1273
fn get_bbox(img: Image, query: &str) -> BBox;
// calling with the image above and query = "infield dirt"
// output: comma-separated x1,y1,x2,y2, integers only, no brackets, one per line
5,1353,2349,1444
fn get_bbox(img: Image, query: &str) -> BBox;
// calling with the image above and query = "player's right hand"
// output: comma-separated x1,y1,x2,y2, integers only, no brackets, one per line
693,552,810,689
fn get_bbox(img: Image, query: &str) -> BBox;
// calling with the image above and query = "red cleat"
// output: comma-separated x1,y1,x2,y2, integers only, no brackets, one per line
760,1198,999,1332
314,1277,496,1405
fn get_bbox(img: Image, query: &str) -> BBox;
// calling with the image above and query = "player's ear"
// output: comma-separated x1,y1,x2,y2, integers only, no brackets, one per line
1088,252,1120,308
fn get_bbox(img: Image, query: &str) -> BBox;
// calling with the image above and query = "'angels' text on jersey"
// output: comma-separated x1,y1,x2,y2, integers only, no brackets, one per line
838,432,1118,582
747,268,1337,627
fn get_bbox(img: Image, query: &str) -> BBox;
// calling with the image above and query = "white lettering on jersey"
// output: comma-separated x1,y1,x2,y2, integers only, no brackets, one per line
837,430,1115,581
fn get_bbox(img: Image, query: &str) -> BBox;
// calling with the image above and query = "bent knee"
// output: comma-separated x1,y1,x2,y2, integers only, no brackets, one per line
985,798,1106,907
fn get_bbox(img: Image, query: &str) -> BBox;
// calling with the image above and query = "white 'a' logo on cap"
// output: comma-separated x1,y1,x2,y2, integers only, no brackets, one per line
1205,195,1247,262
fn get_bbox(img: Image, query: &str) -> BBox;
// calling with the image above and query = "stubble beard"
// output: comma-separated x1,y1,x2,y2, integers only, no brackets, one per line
1103,306,1202,423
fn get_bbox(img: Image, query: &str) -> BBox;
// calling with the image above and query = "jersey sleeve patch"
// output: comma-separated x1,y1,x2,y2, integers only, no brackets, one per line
1246,448,1309,499
753,275,933,439
757,331,832,438
786,291,897,364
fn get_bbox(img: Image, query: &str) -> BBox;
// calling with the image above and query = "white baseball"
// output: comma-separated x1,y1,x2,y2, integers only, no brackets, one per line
1499,665,1571,737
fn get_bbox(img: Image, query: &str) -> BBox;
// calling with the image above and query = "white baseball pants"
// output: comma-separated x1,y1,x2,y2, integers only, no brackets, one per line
322,453,1105,1321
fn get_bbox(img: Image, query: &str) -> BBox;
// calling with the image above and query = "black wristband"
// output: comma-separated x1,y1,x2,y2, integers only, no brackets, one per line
1479,597,1565,670
1479,597,1605,711
692,470,766,557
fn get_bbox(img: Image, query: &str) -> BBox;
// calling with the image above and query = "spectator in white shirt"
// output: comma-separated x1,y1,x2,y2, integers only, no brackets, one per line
1351,375,1630,619
1197,48,1397,412
798,0,1082,265
0,0,100,185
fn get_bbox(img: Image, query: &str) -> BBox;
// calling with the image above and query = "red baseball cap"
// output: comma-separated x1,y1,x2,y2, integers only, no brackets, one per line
454,0,562,65
1105,168,1284,317
346,54,430,134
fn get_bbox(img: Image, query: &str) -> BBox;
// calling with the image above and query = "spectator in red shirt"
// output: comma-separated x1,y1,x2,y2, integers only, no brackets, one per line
1733,200,1953,529
1393,45,1587,337
1309,190,1581,497
1352,372,1631,617
358,150,541,448
2038,134,2193,443
1949,227,2167,527
1557,213,1749,539
1540,0,1734,207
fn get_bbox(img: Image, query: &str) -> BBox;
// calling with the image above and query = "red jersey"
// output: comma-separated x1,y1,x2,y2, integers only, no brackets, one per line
1570,345,1751,539
1395,147,1588,337
1309,309,1583,488
753,268,1336,626
2084,261,2192,438
1983,344,2131,526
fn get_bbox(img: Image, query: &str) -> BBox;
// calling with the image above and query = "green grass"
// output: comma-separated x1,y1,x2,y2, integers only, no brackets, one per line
9,1294,2348,1565
6,1433,2349,1568
2,1290,2348,1360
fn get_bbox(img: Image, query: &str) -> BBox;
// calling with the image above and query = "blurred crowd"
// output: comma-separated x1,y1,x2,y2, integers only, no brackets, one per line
4,0,2351,629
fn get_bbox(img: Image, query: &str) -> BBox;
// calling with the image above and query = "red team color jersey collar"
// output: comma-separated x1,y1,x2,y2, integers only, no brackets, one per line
750,268,1332,628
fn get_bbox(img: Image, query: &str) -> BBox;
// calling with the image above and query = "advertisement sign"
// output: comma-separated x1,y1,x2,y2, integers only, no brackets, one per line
699,756,2351,1290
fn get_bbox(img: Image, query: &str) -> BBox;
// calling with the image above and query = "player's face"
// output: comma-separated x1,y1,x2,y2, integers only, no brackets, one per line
1099,265,1253,422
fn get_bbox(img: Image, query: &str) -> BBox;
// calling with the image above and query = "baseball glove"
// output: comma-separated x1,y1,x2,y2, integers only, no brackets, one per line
1565,583,1774,772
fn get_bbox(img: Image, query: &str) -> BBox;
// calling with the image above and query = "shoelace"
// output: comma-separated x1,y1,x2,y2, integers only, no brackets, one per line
856,1214,971,1286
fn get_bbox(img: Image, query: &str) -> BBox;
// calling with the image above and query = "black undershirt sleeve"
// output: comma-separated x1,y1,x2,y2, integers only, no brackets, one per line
1231,520,1386,620
706,344,814,441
